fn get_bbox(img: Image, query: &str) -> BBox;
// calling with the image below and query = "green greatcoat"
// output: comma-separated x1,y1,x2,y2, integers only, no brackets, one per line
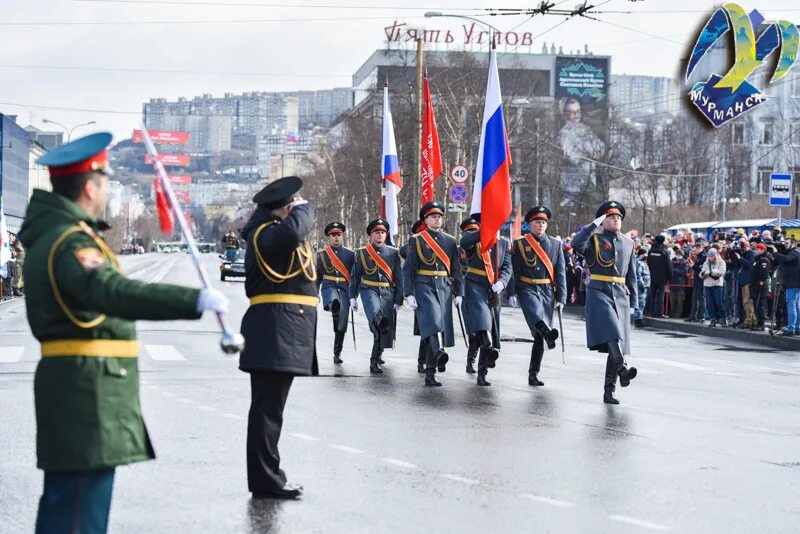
18,189,202,472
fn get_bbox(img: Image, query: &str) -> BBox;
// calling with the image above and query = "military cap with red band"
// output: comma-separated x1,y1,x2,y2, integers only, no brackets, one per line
324,222,346,235
596,200,626,219
525,205,552,222
367,218,390,234
460,217,480,231
36,132,114,178
420,200,445,220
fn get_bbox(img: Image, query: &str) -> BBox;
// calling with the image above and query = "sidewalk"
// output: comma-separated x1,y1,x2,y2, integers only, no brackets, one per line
562,306,800,351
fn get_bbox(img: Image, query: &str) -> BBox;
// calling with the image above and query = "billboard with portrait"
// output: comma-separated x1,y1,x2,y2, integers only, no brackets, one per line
554,56,610,207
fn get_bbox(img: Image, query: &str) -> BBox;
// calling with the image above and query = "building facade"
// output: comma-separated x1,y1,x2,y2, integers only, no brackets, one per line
1,115,33,232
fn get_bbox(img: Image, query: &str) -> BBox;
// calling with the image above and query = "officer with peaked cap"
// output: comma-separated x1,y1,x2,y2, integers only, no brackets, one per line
240,175,317,499
401,219,428,373
403,201,464,386
459,215,512,386
316,221,355,364
508,205,567,387
571,200,638,404
458,218,480,374
18,132,229,531
349,218,403,374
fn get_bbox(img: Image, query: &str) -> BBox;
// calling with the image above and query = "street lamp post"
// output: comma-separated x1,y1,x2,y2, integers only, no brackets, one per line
42,119,97,142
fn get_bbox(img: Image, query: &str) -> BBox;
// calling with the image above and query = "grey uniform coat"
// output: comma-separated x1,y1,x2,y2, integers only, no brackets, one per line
402,229,464,347
508,233,567,342
316,246,355,332
571,223,637,355
349,244,403,349
239,203,319,376
459,233,512,343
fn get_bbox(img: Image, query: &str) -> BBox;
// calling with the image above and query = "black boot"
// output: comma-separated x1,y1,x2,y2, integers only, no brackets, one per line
333,330,345,364
417,339,427,373
603,353,618,403
369,341,383,374
535,321,559,350
425,369,441,386
477,372,491,386
436,350,449,373
604,391,620,404
608,341,636,387
466,359,476,374
528,336,545,386
466,337,478,374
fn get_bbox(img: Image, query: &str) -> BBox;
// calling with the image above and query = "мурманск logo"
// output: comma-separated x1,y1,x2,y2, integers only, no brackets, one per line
686,3,799,127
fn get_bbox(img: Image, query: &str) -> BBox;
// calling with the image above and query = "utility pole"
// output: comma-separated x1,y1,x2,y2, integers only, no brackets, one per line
415,37,424,216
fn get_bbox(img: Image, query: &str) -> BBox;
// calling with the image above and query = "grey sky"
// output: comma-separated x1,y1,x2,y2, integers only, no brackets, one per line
2,0,796,141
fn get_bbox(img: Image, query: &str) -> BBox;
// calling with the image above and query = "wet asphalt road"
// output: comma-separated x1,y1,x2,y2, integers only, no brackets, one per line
1,253,799,533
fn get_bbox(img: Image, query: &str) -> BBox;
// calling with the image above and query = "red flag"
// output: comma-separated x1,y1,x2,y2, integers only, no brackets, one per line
420,71,443,205
511,204,522,240
153,174,174,234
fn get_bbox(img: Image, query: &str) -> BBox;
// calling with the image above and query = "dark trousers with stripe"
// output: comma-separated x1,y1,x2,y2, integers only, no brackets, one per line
35,469,115,534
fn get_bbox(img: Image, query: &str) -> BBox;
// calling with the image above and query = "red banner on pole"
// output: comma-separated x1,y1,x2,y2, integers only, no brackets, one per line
133,129,189,145
168,175,192,185
153,176,174,234
420,71,443,205
145,153,190,167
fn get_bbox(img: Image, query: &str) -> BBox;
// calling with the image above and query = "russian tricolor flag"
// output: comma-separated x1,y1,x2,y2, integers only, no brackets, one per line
471,48,512,254
382,83,402,244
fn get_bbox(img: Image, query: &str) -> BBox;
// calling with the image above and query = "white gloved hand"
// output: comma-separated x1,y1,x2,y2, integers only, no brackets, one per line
491,281,505,294
592,213,607,227
289,196,308,209
196,288,229,314
406,295,418,310
509,296,519,308
555,302,564,312
454,296,463,308
630,308,636,316
350,298,359,312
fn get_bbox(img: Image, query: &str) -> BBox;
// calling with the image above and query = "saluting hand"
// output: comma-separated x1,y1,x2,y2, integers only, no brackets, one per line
592,214,607,227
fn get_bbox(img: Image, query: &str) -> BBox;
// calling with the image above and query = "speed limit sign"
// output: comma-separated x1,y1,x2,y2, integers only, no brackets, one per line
450,164,469,184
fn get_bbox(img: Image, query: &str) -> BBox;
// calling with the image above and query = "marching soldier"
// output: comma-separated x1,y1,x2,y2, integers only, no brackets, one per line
571,201,638,404
222,230,241,261
507,206,567,387
459,218,481,374
18,132,229,531
459,216,512,386
401,219,428,373
349,218,404,374
239,176,318,499
316,222,354,364
403,201,464,387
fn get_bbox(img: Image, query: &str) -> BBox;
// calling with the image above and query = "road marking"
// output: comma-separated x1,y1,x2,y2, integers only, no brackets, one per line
521,494,575,508
439,474,479,485
0,346,24,363
222,413,245,420
198,405,219,412
638,357,711,371
608,515,672,531
288,432,320,441
380,458,418,469
144,344,186,361
330,444,366,454
739,425,794,436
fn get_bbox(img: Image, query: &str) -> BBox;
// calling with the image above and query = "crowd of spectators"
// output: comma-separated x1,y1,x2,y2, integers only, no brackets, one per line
562,225,800,336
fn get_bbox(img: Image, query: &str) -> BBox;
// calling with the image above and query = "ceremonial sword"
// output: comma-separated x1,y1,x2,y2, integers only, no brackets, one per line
141,124,244,355
351,308,357,349
557,305,565,364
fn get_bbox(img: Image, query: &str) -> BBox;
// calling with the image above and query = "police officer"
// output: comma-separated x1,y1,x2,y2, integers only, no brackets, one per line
239,176,317,499
571,201,638,404
459,216,512,386
507,206,567,387
750,243,772,331
18,132,229,532
349,218,404,374
403,201,464,387
459,218,481,374
401,219,428,373
223,230,241,262
316,222,354,363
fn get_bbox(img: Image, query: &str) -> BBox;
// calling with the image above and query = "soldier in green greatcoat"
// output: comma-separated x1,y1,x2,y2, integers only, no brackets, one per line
17,132,229,533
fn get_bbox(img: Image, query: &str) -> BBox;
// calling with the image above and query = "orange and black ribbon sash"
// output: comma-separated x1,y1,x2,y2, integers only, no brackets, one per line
324,246,351,283
366,243,394,282
419,230,451,274
476,243,496,284
524,234,554,284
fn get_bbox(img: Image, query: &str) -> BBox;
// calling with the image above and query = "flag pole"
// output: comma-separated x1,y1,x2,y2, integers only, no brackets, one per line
139,123,244,355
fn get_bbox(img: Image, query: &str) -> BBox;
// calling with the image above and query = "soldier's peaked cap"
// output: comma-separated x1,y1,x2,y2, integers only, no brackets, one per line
460,217,480,231
525,205,552,222
253,176,303,209
367,218,390,234
37,132,114,178
596,200,626,219
324,222,346,235
420,201,445,220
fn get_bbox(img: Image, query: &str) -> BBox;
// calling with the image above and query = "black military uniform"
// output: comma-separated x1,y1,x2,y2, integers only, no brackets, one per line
239,176,318,499
750,244,772,331
349,218,404,374
316,222,355,363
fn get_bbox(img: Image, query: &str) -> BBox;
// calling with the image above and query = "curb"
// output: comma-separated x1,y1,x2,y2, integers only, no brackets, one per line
562,305,800,351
